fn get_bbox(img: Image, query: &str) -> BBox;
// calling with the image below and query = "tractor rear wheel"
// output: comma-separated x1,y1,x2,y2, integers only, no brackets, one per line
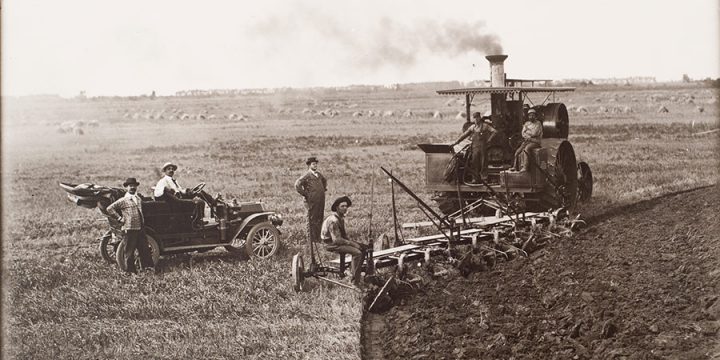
540,141,578,211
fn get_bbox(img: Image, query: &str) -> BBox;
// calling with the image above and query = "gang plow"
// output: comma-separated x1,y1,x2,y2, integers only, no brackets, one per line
291,167,585,297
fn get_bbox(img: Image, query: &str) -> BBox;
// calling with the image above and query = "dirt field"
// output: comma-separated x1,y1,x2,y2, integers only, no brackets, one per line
2,81,718,359
371,185,720,359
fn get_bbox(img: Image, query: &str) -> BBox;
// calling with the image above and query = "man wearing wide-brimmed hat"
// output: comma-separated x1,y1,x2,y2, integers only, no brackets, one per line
154,162,211,226
321,196,367,288
294,156,327,244
154,162,186,201
106,177,154,273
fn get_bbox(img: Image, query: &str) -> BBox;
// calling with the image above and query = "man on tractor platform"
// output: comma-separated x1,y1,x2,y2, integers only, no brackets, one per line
510,108,543,172
106,177,154,274
451,111,497,183
321,196,367,289
294,156,327,244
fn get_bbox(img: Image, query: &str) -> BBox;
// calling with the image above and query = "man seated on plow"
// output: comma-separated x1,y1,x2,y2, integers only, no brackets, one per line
154,162,215,225
510,108,543,172
321,196,368,289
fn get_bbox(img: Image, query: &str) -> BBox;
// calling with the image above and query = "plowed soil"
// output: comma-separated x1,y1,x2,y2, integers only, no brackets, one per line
364,185,720,359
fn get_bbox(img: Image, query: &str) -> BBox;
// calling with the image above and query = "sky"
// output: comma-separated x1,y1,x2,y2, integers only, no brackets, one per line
2,0,718,97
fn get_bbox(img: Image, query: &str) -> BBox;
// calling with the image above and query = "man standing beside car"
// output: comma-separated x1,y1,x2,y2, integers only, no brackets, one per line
106,177,154,273
294,156,327,244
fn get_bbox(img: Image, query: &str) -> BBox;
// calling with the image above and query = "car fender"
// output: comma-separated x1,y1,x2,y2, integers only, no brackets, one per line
231,212,275,241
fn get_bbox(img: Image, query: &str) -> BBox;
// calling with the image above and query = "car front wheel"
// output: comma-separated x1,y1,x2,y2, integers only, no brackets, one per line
245,222,280,259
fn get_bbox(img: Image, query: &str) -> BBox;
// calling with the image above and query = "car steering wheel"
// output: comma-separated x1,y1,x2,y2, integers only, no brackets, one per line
188,182,206,196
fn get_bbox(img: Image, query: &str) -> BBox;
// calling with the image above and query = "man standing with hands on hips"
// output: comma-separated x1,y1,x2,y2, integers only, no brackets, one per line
106,177,155,273
294,156,327,244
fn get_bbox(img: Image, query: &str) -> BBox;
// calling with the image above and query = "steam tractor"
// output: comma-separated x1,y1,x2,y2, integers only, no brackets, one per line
420,55,593,215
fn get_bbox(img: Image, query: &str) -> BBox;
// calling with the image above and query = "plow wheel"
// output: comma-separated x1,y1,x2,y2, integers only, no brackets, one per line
577,161,593,202
292,253,306,292
541,141,578,211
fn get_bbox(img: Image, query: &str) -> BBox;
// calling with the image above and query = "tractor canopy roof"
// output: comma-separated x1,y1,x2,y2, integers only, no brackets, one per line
437,86,575,96
438,78,574,96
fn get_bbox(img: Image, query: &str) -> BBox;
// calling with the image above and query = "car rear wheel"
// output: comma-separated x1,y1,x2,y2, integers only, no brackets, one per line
116,234,160,272
100,231,121,263
245,222,280,259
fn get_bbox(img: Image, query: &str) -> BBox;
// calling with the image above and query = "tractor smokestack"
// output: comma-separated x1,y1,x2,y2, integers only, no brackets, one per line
485,54,508,87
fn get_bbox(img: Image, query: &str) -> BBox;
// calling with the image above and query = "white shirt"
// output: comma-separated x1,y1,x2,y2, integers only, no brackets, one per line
154,175,183,197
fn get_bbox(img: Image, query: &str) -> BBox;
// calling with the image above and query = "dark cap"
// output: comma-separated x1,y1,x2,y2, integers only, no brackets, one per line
305,156,319,165
331,196,352,212
122,177,140,187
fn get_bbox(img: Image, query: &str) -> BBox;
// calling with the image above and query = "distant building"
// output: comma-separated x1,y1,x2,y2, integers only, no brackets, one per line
556,77,656,86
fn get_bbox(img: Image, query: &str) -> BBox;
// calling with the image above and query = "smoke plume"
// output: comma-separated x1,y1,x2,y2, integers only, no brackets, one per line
357,18,503,69
250,5,503,71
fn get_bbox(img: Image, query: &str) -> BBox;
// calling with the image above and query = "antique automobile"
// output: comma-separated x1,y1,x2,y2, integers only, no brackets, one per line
59,181,283,269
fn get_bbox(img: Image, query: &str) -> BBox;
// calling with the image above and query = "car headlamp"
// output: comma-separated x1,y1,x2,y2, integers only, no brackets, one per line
269,213,283,227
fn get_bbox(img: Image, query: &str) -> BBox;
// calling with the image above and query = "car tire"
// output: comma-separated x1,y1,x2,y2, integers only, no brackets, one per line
116,234,160,272
245,222,280,259
100,231,120,264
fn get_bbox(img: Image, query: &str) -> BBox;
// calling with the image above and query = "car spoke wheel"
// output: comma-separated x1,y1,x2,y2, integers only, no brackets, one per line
100,231,121,263
292,253,305,292
245,222,280,259
116,234,160,272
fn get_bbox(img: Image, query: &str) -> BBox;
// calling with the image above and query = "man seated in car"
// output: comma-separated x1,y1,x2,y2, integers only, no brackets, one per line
154,162,208,225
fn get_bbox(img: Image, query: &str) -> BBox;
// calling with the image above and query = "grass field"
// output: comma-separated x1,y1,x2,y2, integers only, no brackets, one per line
2,82,717,358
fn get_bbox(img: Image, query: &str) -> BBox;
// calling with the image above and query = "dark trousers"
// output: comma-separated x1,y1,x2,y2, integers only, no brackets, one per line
305,200,324,243
514,140,541,171
468,142,489,182
124,229,154,273
325,239,365,285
